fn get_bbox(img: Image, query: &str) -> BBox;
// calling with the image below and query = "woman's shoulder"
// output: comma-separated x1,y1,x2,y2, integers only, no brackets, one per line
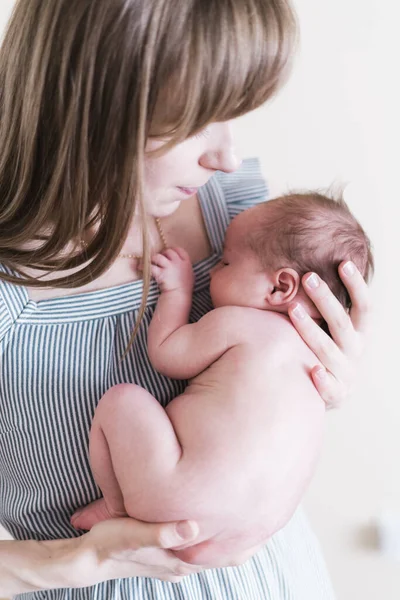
0,264,30,344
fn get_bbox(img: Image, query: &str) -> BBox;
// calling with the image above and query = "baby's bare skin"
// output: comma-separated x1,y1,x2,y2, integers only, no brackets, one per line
73,241,325,565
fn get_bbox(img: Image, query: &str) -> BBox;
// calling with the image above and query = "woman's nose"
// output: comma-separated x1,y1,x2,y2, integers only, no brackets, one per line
200,123,242,173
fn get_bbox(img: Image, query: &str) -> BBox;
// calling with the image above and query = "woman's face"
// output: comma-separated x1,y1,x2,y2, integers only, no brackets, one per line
143,121,242,217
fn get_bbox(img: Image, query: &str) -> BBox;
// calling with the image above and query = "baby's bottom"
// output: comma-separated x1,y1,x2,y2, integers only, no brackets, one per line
77,384,234,563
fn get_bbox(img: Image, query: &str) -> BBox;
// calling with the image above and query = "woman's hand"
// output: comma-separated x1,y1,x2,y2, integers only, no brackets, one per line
71,518,204,586
288,261,371,408
0,518,205,596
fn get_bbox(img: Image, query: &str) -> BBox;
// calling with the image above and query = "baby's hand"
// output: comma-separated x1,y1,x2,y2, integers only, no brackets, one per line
151,248,194,293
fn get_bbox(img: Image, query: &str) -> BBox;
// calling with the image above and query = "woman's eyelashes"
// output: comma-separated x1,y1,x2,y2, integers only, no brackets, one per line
193,127,210,140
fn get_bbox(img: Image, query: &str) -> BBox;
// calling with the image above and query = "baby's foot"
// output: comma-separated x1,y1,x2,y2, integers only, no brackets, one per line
71,498,127,531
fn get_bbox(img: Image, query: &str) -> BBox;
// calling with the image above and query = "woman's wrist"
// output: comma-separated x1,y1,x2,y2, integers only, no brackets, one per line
0,537,86,596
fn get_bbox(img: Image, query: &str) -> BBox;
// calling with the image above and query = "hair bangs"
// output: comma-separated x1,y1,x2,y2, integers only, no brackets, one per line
148,0,296,149
0,0,297,293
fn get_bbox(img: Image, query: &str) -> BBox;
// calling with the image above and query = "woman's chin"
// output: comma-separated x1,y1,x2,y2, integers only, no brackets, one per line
151,200,182,218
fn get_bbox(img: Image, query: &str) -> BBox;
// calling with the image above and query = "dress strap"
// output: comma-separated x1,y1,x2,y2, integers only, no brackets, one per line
0,264,30,342
197,175,231,253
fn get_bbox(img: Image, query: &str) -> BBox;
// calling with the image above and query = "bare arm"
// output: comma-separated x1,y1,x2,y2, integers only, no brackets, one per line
149,248,233,379
0,519,201,595
0,537,80,596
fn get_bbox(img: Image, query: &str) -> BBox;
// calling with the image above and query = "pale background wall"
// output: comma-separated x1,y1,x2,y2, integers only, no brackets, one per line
0,1,399,599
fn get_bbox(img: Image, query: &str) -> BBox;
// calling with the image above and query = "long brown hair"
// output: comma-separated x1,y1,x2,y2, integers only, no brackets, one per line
0,0,296,304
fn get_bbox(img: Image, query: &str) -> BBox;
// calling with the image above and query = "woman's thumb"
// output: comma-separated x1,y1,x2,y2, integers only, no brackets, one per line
157,520,199,549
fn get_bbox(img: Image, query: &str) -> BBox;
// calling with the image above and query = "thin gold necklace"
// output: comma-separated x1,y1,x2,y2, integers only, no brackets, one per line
81,217,168,259
118,217,167,259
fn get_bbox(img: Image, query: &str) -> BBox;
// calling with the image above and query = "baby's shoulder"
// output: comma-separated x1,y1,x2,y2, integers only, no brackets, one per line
214,308,317,366
252,311,320,372
208,307,292,336
202,306,298,347
200,305,264,339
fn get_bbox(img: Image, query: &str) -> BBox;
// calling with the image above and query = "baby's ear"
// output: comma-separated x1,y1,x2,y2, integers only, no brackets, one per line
268,268,300,306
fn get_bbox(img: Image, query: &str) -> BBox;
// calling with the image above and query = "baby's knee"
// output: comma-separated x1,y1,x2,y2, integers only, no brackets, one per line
96,383,147,413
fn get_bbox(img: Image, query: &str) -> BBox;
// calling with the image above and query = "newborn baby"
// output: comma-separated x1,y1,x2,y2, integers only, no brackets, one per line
71,192,373,564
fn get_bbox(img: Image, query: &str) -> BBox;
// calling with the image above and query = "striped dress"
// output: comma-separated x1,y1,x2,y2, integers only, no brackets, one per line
0,158,335,600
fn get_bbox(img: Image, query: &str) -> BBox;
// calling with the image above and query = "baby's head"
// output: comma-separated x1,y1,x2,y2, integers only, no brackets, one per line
210,192,373,320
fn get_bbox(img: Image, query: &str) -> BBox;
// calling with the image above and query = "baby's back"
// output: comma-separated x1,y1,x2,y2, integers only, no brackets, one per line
165,308,326,558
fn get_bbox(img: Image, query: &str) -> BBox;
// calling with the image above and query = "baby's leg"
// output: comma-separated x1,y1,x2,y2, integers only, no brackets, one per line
72,383,183,530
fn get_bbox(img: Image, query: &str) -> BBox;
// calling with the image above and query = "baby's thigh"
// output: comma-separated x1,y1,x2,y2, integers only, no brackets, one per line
91,383,183,490
93,383,154,438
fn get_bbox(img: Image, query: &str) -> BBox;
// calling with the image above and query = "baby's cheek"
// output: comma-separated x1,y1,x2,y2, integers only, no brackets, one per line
209,275,224,308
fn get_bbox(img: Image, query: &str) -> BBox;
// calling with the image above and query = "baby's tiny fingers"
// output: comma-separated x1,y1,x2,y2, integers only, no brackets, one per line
152,253,170,268
173,247,191,262
163,248,182,261
151,265,163,280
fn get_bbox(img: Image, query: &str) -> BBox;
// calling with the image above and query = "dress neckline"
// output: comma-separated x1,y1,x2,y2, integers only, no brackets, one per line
0,173,230,321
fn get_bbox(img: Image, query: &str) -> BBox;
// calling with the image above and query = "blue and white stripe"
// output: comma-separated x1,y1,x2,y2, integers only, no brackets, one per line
0,158,335,599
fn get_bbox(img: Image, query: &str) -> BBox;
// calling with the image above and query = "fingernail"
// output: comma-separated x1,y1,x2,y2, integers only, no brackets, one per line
306,273,320,289
176,521,198,541
315,368,327,381
292,303,306,320
343,261,355,277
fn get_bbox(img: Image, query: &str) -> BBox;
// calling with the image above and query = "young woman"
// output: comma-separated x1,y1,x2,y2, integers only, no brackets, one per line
0,0,370,598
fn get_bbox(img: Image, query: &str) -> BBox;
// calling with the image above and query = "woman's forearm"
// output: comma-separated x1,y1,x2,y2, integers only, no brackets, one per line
0,519,204,592
0,537,85,596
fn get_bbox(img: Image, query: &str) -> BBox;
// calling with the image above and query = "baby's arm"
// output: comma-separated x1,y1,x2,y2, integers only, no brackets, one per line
148,248,232,379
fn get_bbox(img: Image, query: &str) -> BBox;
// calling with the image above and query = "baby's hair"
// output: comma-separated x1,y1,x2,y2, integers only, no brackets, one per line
248,192,374,310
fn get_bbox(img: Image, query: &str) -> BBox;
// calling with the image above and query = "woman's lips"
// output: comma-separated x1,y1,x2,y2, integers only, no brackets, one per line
177,186,198,196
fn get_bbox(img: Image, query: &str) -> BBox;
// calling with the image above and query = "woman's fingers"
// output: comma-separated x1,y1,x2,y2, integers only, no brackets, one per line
289,302,350,375
288,301,353,409
157,520,200,549
310,365,346,409
288,263,371,409
75,518,204,585
339,261,372,334
300,272,360,355
126,518,200,550
89,517,199,552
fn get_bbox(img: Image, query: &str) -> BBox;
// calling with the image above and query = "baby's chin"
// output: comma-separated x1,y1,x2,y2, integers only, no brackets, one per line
210,297,239,310
210,297,224,309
